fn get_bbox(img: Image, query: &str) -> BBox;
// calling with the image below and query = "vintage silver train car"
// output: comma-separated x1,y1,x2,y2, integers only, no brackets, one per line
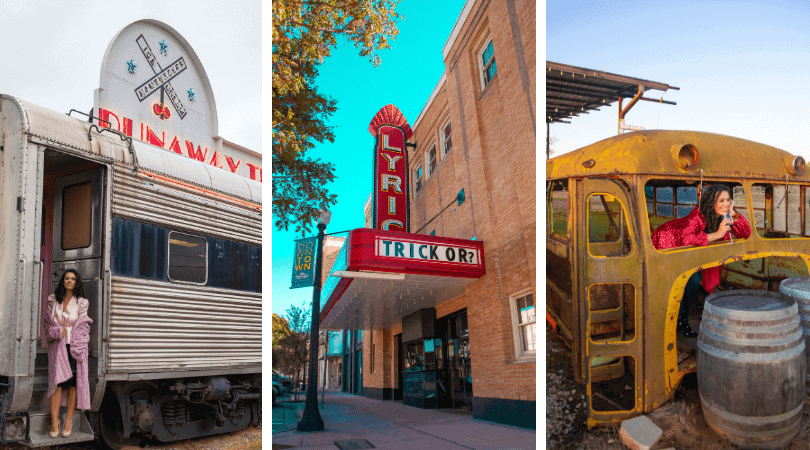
0,95,262,448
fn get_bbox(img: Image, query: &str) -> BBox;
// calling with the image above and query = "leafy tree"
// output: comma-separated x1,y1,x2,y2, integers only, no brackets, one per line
272,302,312,401
272,0,402,233
272,58,338,234
272,313,291,350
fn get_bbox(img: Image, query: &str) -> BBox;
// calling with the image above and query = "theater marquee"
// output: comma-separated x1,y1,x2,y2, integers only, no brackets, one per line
376,237,480,265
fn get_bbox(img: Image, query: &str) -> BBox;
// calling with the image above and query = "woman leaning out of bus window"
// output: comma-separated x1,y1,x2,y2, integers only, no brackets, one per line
651,184,750,338
44,269,92,438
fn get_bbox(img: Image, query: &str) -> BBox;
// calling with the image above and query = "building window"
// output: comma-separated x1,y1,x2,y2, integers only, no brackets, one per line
427,145,437,176
479,37,497,88
511,289,536,358
168,231,207,284
442,122,453,157
414,165,423,193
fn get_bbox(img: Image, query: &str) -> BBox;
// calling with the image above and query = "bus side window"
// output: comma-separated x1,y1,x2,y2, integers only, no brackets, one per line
806,186,810,237
548,180,569,239
588,194,631,257
647,185,698,234
732,186,747,216
754,183,805,238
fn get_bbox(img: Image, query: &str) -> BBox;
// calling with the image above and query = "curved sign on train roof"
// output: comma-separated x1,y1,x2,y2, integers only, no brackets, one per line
93,19,261,182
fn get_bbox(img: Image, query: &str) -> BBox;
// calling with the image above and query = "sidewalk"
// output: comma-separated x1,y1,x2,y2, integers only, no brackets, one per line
272,390,536,450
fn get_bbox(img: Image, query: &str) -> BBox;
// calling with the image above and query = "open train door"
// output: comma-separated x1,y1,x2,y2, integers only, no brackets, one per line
579,177,645,427
49,166,106,440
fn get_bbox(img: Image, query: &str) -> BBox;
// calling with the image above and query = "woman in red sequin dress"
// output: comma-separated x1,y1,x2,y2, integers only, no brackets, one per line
651,184,751,337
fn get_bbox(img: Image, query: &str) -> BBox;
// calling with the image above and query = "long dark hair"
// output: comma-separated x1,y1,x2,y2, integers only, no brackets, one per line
700,184,731,234
55,269,85,304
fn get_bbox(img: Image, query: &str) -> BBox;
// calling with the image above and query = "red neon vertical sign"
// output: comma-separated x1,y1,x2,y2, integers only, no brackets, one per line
369,104,413,232
375,126,408,231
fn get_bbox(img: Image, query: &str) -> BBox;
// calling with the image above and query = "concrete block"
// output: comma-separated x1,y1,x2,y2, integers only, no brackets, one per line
618,415,663,450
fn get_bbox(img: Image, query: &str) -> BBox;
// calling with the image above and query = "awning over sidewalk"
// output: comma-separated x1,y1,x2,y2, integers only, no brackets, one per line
319,229,486,330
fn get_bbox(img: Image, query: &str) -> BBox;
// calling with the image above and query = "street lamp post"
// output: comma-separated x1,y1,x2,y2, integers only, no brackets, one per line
297,210,330,432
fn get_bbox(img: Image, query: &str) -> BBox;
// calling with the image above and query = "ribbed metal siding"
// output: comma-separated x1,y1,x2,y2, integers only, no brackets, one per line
112,165,261,245
108,276,261,373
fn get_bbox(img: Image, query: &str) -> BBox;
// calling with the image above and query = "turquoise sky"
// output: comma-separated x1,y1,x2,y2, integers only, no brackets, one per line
272,0,469,317
547,0,810,159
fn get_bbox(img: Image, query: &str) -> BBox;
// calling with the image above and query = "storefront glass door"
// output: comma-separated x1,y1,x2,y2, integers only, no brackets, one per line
442,311,472,410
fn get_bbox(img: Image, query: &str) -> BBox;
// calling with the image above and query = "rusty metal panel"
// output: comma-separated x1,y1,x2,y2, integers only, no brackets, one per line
547,130,810,183
108,276,261,373
768,256,809,280
111,165,260,245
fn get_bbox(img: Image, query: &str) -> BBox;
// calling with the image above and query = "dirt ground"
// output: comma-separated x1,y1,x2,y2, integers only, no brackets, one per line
547,323,810,449
0,425,261,450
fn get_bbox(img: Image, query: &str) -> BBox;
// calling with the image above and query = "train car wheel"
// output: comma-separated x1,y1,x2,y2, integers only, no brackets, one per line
99,390,141,450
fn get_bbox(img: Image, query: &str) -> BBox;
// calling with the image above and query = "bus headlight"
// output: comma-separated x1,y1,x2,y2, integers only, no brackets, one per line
791,155,806,176
677,144,699,170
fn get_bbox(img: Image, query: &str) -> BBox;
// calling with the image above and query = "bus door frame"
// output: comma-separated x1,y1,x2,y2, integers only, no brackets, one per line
578,177,645,427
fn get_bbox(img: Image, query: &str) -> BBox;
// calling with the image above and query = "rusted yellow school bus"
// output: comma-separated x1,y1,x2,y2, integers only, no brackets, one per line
546,130,810,427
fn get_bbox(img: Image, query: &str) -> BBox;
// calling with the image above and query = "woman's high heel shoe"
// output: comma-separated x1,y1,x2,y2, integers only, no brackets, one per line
62,419,72,438
49,419,59,438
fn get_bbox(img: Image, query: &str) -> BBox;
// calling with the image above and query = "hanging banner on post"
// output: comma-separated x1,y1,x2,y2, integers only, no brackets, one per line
291,237,318,288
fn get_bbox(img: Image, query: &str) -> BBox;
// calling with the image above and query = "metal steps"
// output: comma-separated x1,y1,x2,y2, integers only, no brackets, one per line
24,411,95,447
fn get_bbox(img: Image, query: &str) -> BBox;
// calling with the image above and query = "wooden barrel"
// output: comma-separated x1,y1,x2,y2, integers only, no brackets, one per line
697,290,805,450
779,277,810,404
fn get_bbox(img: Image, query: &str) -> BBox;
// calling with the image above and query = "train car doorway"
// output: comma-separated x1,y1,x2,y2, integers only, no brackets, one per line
34,154,106,414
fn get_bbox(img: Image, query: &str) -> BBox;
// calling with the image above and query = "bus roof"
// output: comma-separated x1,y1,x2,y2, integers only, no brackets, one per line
547,130,807,182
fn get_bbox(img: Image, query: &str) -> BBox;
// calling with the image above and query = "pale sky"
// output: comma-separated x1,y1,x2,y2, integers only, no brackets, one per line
547,0,810,161
0,0,260,152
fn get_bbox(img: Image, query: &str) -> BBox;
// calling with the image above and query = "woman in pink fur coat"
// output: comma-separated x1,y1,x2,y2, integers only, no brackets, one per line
44,269,92,438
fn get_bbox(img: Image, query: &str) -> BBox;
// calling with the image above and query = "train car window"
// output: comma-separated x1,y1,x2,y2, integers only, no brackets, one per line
112,218,169,281
113,217,260,291
168,232,207,284
248,245,262,292
588,194,631,257
207,239,262,293
753,183,808,238
61,182,92,249
548,180,569,239
139,222,168,280
208,239,246,290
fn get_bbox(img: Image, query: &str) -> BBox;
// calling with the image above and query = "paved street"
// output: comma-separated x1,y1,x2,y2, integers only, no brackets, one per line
272,390,536,449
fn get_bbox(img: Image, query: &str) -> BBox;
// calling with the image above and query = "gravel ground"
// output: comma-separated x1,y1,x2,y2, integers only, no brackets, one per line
546,322,810,449
0,425,261,450
546,323,589,449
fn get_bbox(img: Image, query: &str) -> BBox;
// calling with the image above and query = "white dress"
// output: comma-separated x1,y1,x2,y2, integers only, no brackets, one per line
49,295,79,342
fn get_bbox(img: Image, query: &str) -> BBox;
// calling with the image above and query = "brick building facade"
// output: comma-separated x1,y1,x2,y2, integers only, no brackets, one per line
319,0,535,429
